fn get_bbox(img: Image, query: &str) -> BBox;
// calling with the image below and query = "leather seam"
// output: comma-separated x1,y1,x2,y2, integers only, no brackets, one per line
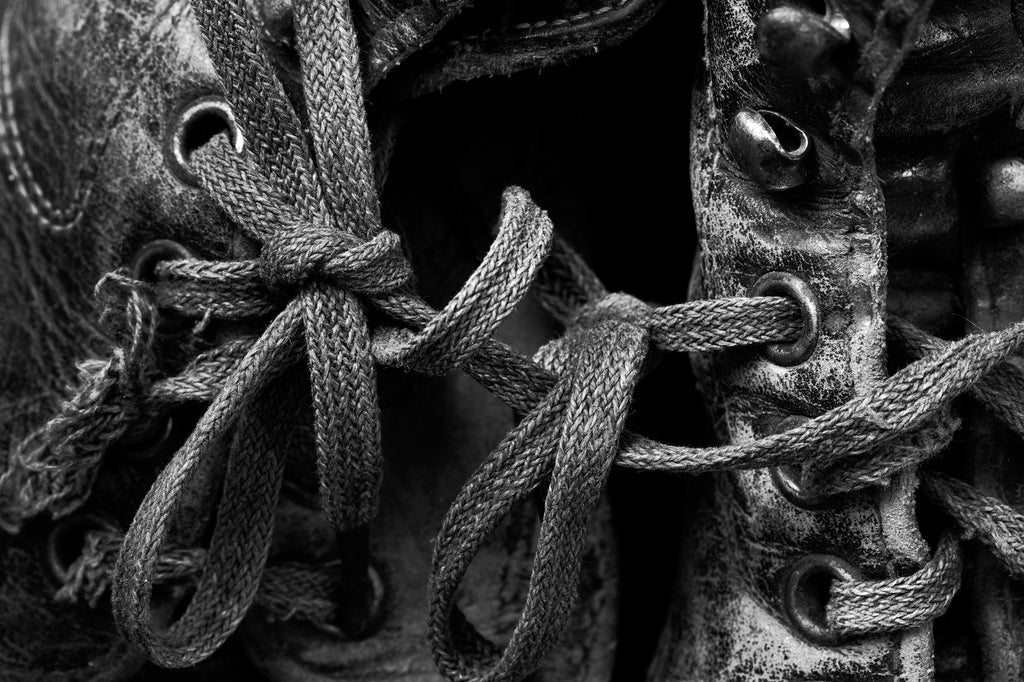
0,0,189,233
438,0,632,48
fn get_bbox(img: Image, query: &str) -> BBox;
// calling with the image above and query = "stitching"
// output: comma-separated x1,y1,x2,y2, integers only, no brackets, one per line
0,0,189,233
370,1,473,84
439,0,633,49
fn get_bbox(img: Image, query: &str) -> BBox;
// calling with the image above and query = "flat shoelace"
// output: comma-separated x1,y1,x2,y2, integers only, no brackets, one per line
2,0,1024,679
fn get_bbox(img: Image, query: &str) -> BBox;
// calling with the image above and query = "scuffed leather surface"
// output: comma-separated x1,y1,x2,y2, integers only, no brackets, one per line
651,1,936,680
0,0,621,679
0,0,238,678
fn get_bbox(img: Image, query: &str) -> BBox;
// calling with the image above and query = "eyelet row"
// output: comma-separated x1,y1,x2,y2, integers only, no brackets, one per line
739,1,868,650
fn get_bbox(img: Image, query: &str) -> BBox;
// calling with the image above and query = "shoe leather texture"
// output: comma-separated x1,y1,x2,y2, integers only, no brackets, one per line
0,0,665,679
650,1,941,680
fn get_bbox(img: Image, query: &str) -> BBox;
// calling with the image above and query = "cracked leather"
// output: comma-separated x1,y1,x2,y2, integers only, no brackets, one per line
0,0,648,679
649,1,941,680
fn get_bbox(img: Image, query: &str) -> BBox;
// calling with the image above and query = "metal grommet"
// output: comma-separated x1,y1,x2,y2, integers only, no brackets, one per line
109,414,175,461
755,3,850,78
780,553,862,646
360,563,386,635
130,240,193,282
312,563,387,640
770,415,830,509
729,108,813,191
750,272,820,366
771,465,831,510
164,95,244,188
45,514,119,584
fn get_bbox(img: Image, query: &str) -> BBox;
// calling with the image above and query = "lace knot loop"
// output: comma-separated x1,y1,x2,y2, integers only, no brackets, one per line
258,221,412,297
574,292,651,330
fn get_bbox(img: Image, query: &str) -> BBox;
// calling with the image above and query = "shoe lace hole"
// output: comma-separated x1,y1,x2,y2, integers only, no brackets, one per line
759,110,809,157
780,553,861,646
750,272,820,366
771,464,831,510
165,96,243,187
130,239,193,282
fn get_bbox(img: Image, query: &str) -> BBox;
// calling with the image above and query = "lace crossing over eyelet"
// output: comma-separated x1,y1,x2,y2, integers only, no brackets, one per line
780,553,862,646
769,415,832,509
164,95,244,188
130,239,193,282
750,272,819,366
45,513,119,584
771,465,831,510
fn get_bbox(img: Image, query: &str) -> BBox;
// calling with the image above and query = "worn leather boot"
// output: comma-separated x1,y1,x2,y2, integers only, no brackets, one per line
0,0,662,680
649,0,1024,680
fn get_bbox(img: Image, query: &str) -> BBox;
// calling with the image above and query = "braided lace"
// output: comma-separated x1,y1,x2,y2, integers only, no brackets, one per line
1,0,1023,679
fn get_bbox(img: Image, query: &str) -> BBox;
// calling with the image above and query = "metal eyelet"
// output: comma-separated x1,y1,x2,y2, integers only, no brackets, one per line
309,563,386,640
130,240,193,282
729,109,813,191
771,465,831,510
780,553,862,646
108,415,175,461
750,272,820,366
755,3,851,78
769,415,831,509
46,514,119,584
349,563,386,638
164,96,244,188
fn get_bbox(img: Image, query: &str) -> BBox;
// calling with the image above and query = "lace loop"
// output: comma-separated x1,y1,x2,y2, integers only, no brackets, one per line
429,311,650,681
922,472,1024,577
372,188,555,375
827,534,962,636
257,221,412,295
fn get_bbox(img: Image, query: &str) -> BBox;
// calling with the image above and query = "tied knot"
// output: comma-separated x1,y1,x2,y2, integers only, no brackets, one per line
258,222,413,297
574,292,651,330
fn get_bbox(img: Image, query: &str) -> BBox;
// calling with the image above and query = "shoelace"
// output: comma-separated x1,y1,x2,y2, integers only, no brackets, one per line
3,0,1024,679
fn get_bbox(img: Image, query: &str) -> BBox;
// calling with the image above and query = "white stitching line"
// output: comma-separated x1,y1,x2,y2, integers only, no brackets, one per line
0,0,84,232
0,0,189,233
440,0,633,48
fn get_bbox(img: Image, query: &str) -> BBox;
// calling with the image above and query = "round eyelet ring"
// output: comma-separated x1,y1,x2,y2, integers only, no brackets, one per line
729,109,813,190
164,95,244,188
130,240,193,282
769,415,831,510
310,563,386,640
780,553,862,646
771,465,831,510
109,414,175,461
46,514,119,584
750,272,820,367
